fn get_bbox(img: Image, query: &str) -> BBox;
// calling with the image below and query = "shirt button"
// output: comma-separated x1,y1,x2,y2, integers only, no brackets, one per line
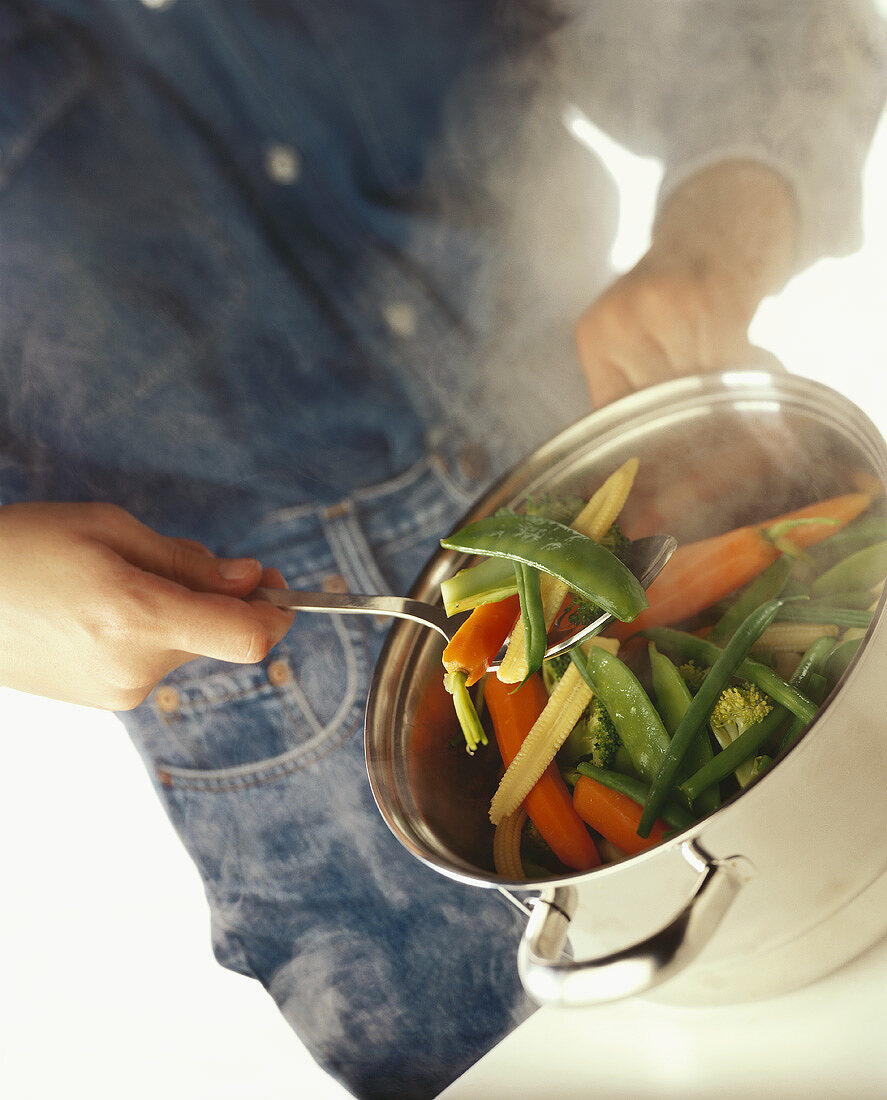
322,573,349,594
382,301,418,338
267,659,292,686
154,686,181,713
265,143,302,184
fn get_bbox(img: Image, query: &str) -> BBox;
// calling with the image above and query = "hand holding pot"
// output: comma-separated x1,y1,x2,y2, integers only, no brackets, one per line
0,501,294,710
575,159,796,407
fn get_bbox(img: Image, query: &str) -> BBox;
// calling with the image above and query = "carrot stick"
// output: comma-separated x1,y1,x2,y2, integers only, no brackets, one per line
610,491,874,640
484,674,600,871
762,492,874,548
572,774,667,856
442,595,520,687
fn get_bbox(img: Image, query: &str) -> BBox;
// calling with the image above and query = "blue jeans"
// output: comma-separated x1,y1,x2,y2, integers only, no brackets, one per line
0,5,555,1094
119,445,535,1099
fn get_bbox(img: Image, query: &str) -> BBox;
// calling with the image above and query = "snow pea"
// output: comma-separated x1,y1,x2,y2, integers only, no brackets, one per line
569,645,670,786
648,644,719,814
808,515,887,570
810,540,887,597
441,514,647,622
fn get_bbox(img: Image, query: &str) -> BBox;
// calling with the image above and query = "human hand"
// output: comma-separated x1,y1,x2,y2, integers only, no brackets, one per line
0,502,294,710
575,256,759,407
575,160,796,408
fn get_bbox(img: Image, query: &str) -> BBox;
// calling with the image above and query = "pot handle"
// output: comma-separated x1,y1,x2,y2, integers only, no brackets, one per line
517,840,751,1006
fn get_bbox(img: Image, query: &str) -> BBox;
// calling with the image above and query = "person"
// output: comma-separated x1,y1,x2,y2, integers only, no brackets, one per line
1,2,885,1097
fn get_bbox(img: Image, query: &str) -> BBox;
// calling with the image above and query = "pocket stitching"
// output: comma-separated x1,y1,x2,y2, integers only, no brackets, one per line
157,616,368,791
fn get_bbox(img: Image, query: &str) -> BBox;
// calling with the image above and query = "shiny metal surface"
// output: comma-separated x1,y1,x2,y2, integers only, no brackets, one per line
365,369,887,1004
518,841,749,1005
252,532,676,667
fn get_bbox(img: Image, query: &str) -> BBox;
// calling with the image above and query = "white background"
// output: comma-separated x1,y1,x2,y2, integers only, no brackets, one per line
3,100,887,1100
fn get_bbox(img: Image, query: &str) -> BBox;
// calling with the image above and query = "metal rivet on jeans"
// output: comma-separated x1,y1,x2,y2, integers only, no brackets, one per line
381,301,418,338
324,500,352,521
267,659,292,686
265,143,302,184
140,0,177,9
322,573,349,594
155,686,181,713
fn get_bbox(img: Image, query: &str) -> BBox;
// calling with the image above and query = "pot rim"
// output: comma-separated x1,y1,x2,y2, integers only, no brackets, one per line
365,368,887,893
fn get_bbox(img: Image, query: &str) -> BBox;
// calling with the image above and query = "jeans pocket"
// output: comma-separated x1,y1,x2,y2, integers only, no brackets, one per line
148,610,369,789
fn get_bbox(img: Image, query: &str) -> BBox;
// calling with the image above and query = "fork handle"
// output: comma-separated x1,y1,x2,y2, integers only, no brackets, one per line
251,587,455,642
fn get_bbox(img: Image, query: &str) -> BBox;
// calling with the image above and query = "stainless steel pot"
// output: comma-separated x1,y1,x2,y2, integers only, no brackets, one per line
365,370,887,1006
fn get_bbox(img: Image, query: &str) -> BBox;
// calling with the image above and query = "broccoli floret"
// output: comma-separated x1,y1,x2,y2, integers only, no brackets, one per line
710,683,773,745
542,651,573,694
522,492,586,526
559,697,622,770
597,522,630,557
678,660,708,695
710,683,773,787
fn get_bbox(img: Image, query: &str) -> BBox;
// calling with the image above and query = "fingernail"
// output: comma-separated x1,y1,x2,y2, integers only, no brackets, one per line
218,558,260,581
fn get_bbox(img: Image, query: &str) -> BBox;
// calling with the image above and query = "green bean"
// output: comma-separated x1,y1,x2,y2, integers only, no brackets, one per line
808,515,887,570
441,513,647,622
708,555,793,645
513,562,546,677
678,636,832,802
774,604,872,629
805,590,879,610
679,705,788,803
640,627,819,722
648,644,719,814
576,762,697,831
823,636,863,686
638,598,786,837
569,646,670,786
778,672,827,753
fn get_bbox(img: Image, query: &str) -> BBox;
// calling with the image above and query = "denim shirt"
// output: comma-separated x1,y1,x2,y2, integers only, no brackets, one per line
1,4,886,1098
2,1,885,540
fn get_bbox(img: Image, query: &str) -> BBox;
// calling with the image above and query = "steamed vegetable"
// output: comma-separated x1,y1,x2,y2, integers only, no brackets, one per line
496,458,639,683
484,673,601,871
610,491,874,640
435,461,885,879
638,598,787,837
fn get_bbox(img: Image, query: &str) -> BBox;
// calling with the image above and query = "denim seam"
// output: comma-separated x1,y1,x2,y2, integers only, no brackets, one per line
428,451,480,508
0,32,94,189
157,617,365,788
328,511,391,595
159,677,273,715
255,454,430,529
373,499,465,558
157,715,361,792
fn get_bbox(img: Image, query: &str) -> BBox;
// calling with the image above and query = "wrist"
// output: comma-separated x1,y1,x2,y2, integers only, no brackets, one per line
645,159,797,322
